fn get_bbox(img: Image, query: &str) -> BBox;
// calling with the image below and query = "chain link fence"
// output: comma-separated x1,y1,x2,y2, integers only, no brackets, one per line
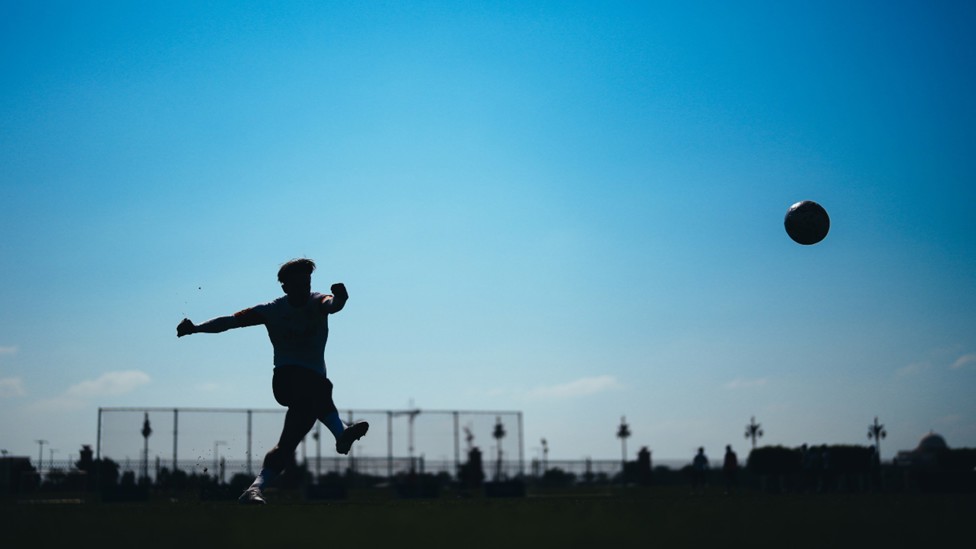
97,407,524,482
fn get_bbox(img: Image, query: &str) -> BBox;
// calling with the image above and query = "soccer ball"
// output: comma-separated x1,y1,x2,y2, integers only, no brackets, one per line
784,200,830,245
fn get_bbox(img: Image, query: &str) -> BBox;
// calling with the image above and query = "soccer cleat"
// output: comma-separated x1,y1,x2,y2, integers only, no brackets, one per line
238,487,267,505
336,420,369,455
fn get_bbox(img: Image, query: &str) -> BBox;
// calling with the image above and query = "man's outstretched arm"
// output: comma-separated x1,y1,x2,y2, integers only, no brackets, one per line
177,309,263,337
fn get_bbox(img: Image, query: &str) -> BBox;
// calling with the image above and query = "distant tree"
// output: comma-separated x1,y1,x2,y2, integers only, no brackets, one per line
459,446,485,488
637,446,652,485
541,467,576,487
747,445,801,492
73,445,120,491
939,448,976,472
156,466,190,491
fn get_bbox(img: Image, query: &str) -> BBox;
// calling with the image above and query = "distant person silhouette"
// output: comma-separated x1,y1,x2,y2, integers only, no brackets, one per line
723,444,739,494
818,445,831,493
177,258,368,504
692,446,709,494
801,443,817,492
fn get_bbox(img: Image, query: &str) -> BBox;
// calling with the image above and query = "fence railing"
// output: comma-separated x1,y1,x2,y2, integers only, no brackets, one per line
96,406,525,480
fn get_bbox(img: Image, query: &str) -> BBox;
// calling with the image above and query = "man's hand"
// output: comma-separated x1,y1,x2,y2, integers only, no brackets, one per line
323,283,348,314
330,283,348,300
177,318,196,337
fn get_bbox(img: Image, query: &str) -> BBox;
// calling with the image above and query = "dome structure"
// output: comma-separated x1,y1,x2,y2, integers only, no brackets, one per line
916,432,949,453
894,431,950,468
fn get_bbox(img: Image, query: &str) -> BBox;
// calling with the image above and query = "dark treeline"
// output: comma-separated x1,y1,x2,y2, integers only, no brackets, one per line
3,443,975,500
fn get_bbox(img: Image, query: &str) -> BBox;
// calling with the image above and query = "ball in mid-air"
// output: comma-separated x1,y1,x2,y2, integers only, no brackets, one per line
784,200,830,245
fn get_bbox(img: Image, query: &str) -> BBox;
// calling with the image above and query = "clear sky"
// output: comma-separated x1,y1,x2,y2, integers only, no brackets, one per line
2,1,975,466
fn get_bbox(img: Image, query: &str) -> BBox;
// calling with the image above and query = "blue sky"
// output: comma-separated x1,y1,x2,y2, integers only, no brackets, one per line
2,1,975,466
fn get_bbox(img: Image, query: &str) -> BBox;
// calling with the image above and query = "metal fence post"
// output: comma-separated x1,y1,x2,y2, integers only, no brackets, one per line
247,409,253,475
172,408,178,472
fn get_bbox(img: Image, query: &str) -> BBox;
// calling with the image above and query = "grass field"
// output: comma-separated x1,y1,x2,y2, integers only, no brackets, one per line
6,486,972,548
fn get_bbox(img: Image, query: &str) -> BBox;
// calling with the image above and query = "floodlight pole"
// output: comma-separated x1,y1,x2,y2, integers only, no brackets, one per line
493,417,507,480
35,439,47,478
541,438,549,474
313,424,322,478
141,413,152,481
744,416,763,450
392,407,421,473
387,412,393,478
214,441,226,480
518,412,524,477
867,416,887,461
408,411,418,468
616,417,631,466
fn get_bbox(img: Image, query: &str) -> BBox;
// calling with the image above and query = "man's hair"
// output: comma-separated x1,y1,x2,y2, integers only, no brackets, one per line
278,258,316,282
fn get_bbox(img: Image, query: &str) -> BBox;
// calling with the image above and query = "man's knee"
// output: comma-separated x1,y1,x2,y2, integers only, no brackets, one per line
262,446,296,471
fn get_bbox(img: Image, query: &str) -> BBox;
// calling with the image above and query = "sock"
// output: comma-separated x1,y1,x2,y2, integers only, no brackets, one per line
324,411,346,440
249,467,279,491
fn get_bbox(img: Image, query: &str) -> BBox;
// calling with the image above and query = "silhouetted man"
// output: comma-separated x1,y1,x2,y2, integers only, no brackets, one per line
723,444,738,494
177,258,368,504
692,446,709,494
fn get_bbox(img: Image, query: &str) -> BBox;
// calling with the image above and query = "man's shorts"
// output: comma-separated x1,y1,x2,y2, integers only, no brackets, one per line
271,365,337,416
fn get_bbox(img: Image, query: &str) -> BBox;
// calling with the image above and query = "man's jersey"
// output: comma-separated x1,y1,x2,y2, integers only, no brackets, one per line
235,292,335,377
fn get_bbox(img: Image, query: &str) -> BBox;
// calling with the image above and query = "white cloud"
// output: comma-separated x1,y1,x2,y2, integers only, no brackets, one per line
65,370,151,398
896,361,930,377
725,377,768,390
193,382,225,393
0,377,25,397
29,395,88,413
0,346,18,356
23,371,152,414
950,353,976,370
526,375,622,400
